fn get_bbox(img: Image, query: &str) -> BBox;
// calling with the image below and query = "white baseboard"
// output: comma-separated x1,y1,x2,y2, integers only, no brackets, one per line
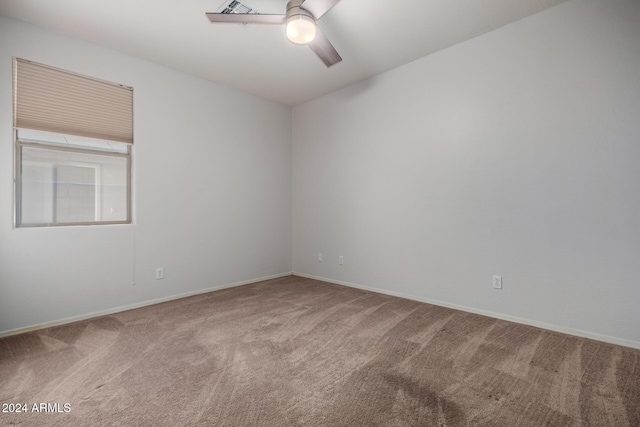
0,272,293,339
293,272,640,350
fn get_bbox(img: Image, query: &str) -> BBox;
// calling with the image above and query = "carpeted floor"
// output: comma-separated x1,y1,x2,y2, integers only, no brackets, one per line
1,275,639,426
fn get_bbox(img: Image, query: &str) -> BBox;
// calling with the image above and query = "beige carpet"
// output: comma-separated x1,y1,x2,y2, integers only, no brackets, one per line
1,275,639,426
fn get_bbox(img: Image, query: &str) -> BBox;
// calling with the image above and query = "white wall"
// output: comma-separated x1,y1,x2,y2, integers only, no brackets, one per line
2,0,639,347
292,0,640,346
0,16,292,334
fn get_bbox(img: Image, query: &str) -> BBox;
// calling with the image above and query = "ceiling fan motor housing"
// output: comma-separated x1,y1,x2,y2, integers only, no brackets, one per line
287,0,315,20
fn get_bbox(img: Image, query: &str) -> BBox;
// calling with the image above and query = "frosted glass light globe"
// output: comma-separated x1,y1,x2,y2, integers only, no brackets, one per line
286,15,316,45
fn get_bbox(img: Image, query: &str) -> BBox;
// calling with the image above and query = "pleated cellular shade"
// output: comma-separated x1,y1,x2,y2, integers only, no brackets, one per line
14,58,133,144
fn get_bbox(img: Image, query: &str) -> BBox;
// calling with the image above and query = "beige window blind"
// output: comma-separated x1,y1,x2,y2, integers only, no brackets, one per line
13,58,133,144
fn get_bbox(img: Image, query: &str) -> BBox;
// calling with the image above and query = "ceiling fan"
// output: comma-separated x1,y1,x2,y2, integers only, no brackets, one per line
206,0,342,67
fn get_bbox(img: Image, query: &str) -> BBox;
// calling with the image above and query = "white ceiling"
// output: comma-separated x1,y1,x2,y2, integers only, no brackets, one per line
0,0,567,106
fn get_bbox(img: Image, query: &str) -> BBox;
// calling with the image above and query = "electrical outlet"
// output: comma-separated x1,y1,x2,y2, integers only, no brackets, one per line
493,275,502,289
156,268,164,280
318,252,323,262
339,255,344,265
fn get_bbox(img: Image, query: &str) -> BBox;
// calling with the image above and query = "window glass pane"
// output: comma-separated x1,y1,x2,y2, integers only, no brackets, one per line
21,146,128,225
17,129,129,153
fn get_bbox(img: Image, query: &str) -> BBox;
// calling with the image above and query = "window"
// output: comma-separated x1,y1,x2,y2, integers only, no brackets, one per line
17,129,130,225
13,58,133,227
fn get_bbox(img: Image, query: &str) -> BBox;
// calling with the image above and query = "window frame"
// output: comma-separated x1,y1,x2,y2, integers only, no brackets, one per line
14,130,132,228
12,57,133,228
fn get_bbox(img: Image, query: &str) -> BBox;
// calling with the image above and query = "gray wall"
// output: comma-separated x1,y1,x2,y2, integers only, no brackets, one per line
0,16,293,334
292,0,640,346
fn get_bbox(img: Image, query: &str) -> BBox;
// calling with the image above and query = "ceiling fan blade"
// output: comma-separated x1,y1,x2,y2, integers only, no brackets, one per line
308,26,342,67
206,13,287,25
301,0,341,19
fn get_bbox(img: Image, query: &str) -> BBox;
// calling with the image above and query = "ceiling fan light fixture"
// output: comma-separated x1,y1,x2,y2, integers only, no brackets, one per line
207,0,342,67
286,14,316,45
